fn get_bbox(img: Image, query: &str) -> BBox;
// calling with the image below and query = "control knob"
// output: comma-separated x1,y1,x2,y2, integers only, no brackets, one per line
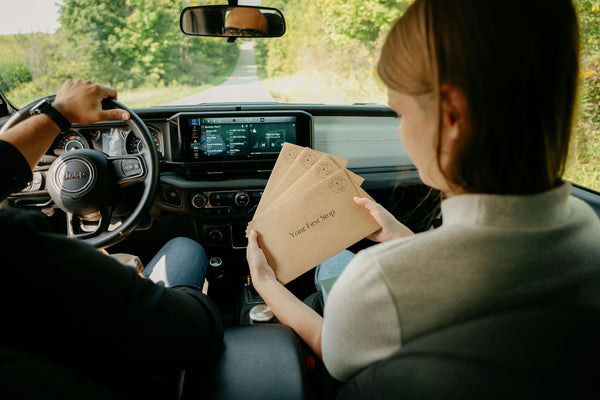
235,191,250,207
191,193,208,208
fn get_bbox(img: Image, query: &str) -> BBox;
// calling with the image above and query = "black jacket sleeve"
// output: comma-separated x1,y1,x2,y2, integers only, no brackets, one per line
1,208,224,373
0,139,32,200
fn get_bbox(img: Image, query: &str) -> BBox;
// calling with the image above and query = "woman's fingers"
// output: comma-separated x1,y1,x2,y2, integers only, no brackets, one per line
246,229,277,286
354,197,414,242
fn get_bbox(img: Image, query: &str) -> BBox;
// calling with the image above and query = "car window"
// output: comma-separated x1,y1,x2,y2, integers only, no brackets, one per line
564,0,600,192
0,0,598,191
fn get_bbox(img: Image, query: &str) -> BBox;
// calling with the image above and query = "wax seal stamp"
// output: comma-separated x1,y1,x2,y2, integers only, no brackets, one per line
316,161,333,178
301,154,317,168
283,148,298,162
329,176,347,192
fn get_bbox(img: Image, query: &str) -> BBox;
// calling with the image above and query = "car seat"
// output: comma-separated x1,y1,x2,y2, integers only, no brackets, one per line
335,304,600,399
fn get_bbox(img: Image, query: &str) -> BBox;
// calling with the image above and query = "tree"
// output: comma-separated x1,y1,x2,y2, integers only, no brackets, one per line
59,0,131,84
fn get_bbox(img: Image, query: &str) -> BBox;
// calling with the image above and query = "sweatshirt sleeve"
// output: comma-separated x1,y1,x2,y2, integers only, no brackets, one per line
0,208,223,368
321,249,402,381
0,139,33,200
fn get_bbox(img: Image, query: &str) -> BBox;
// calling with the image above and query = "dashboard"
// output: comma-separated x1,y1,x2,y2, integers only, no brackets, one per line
49,124,163,158
38,111,316,247
47,110,312,167
11,105,414,258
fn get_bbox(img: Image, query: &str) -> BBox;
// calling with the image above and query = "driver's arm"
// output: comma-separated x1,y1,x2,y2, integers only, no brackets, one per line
0,80,129,170
0,140,33,200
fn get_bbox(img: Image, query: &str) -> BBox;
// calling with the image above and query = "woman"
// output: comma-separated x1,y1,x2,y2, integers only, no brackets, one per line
247,0,600,382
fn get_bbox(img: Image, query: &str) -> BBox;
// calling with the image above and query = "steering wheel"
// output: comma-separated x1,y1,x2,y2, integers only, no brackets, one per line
0,95,160,249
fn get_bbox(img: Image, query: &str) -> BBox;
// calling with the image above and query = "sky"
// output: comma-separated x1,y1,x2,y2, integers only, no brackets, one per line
0,0,264,35
0,0,63,35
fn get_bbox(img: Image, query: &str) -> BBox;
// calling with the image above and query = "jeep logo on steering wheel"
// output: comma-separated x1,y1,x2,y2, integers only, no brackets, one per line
63,171,87,180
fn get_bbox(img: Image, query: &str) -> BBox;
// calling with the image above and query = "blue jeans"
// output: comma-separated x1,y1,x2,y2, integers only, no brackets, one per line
315,250,355,303
142,237,208,288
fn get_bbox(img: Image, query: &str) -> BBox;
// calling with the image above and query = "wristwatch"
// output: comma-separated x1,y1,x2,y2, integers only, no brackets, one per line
30,98,72,132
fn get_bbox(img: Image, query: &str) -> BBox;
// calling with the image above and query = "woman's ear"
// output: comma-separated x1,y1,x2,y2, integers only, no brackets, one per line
440,84,472,144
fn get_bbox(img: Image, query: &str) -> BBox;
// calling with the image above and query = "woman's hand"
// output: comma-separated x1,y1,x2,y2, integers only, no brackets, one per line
246,229,325,360
354,197,414,242
246,229,278,291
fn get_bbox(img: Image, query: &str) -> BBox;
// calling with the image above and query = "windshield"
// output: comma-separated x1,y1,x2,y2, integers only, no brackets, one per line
0,0,599,191
0,0,401,108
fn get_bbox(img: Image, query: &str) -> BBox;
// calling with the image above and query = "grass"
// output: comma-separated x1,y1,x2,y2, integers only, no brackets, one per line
564,123,600,192
118,84,214,108
5,72,235,109
118,61,239,107
4,82,209,109
0,35,27,63
261,72,387,105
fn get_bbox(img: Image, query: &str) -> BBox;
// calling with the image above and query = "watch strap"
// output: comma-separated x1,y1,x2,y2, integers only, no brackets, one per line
30,99,72,132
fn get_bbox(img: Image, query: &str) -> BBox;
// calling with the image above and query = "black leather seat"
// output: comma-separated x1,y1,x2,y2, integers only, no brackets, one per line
5,306,599,399
336,305,600,399
184,324,310,400
1,325,310,400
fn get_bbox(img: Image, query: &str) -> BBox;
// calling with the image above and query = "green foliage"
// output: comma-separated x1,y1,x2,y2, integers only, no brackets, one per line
59,0,131,84
57,0,239,88
0,0,239,107
255,0,408,103
321,0,405,47
0,61,31,93
0,34,52,93
565,0,600,191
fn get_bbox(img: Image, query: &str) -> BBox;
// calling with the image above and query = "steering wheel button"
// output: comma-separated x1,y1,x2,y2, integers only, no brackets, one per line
30,172,43,191
120,159,141,176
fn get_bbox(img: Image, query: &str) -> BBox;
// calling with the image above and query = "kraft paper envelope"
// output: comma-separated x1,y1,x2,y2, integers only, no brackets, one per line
252,155,366,220
255,145,348,217
248,169,381,284
258,142,304,208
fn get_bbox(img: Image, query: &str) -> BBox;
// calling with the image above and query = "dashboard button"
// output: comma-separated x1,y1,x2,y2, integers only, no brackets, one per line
120,159,142,177
162,187,181,207
208,229,224,241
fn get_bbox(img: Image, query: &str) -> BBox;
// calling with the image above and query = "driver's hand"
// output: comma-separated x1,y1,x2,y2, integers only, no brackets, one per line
354,197,414,242
52,80,130,125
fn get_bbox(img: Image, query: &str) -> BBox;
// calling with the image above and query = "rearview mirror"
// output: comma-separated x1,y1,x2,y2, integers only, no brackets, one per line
180,5,286,38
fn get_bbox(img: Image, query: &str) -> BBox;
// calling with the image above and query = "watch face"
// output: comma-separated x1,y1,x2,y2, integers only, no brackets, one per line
31,98,52,114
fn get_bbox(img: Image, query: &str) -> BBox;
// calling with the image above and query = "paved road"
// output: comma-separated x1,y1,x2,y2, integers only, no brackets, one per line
164,42,274,105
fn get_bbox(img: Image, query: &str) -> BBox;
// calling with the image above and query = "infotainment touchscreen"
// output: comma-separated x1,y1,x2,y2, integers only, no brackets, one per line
179,112,310,162
172,110,313,165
